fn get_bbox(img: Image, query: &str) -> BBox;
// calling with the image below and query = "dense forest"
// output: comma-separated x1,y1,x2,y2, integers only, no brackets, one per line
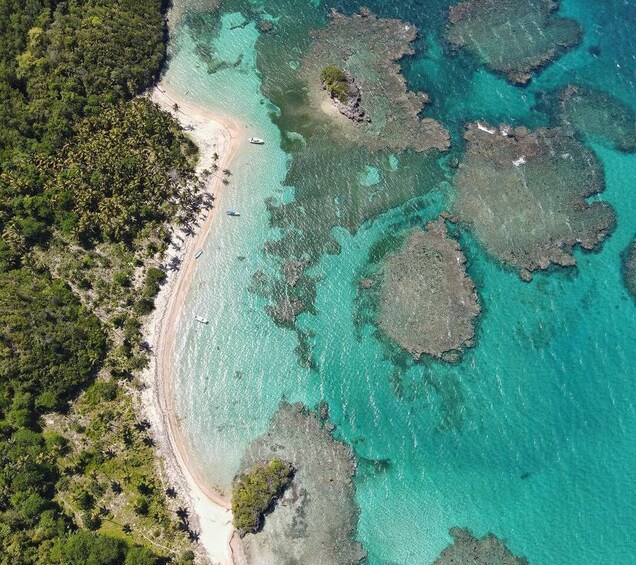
0,1,203,563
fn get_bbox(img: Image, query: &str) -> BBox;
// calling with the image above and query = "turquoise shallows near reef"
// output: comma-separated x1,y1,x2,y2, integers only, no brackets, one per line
165,0,636,563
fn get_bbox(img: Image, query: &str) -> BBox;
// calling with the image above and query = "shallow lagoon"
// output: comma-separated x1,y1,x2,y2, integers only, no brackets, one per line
165,0,636,562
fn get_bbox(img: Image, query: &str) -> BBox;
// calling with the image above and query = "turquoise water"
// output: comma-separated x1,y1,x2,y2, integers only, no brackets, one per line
165,0,636,563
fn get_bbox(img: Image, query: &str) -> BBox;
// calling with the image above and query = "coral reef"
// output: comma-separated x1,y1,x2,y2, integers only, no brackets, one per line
622,238,636,300
376,218,480,360
560,85,636,153
453,122,615,278
238,402,365,565
300,8,449,153
448,0,582,84
265,295,305,326
433,528,528,564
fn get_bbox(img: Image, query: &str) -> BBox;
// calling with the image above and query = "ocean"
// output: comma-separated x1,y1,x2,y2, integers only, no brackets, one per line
163,0,636,562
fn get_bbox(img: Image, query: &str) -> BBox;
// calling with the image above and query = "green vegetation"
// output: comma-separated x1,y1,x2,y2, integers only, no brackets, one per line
0,0,207,562
0,269,106,412
232,458,294,534
321,65,350,103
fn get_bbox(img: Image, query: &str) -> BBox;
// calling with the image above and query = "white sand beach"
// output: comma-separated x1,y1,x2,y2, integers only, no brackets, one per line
142,86,246,565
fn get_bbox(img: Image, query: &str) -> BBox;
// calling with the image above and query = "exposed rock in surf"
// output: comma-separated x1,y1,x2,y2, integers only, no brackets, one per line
378,218,480,360
265,296,305,326
301,8,449,153
560,85,636,153
622,238,636,301
447,0,582,84
238,402,366,565
433,528,528,565
453,122,615,278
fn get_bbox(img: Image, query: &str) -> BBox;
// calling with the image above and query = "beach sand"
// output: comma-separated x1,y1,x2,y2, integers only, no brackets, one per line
142,86,246,564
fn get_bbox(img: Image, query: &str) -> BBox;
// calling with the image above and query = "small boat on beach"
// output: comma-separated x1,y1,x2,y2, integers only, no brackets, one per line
195,249,203,259
194,315,209,324
248,137,264,145
226,209,241,217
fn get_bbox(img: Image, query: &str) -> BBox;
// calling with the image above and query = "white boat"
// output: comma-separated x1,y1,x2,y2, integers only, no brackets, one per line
195,249,203,259
226,209,241,217
248,137,264,145
194,315,208,324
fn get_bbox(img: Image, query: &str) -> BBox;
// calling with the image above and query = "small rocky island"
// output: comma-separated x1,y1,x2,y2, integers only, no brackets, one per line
237,402,365,565
433,528,528,564
453,121,616,279
377,218,481,361
300,8,449,153
321,66,369,122
232,458,294,535
448,0,582,84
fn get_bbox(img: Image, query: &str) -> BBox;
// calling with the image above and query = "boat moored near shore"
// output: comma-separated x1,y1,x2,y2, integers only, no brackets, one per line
226,209,241,217
194,315,209,324
248,137,264,144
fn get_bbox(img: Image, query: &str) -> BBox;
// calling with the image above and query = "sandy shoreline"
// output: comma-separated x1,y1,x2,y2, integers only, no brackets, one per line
142,86,247,564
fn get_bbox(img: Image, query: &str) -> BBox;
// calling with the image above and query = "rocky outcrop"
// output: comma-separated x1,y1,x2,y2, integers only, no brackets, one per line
322,70,370,123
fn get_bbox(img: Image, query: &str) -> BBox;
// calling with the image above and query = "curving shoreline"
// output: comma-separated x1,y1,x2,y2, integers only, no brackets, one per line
143,86,246,564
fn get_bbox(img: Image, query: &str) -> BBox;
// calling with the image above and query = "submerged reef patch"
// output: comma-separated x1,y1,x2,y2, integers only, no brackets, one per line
560,85,636,153
376,218,480,360
622,238,636,300
453,122,615,279
300,8,449,153
238,402,365,565
433,527,528,564
447,0,582,84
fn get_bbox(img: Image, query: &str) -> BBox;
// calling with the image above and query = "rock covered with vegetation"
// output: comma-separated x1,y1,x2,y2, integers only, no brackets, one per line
453,122,615,279
433,528,528,564
448,0,582,84
232,458,294,535
377,218,480,360
320,66,369,122
239,402,366,565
